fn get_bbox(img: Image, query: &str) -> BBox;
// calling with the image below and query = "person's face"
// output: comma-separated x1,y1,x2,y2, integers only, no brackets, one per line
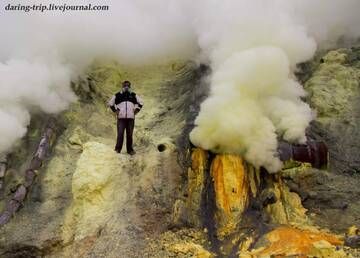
123,82,130,91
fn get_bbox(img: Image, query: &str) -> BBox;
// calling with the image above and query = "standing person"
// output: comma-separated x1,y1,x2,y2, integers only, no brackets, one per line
108,80,143,155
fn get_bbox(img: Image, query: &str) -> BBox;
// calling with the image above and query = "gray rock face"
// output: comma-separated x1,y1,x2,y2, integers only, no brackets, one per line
287,47,360,233
305,47,360,174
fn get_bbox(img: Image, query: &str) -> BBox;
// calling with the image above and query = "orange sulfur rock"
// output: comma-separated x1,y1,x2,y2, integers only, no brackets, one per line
246,226,344,257
264,177,310,226
211,154,250,239
186,148,209,226
191,148,208,173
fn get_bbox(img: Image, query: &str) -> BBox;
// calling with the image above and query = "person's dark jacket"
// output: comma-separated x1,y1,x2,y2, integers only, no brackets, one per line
108,90,143,119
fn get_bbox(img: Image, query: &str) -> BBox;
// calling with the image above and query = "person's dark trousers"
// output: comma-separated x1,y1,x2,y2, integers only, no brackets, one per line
115,118,135,153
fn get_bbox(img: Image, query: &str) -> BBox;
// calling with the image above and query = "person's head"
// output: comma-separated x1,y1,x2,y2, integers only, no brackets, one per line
122,80,131,92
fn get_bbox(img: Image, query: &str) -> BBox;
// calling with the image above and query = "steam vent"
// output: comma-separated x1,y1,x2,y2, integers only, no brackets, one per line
1,0,360,256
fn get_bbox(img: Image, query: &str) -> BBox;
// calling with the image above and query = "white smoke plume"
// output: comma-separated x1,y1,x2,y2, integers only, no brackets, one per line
0,0,359,171
0,0,196,154
189,0,360,172
0,59,75,152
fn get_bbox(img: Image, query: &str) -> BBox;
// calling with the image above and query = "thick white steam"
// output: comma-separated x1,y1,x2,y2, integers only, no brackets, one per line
0,0,359,170
189,0,360,172
0,59,76,153
0,0,196,154
190,47,313,172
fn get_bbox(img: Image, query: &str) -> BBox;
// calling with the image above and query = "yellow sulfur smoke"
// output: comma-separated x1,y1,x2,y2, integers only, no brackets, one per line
190,47,314,172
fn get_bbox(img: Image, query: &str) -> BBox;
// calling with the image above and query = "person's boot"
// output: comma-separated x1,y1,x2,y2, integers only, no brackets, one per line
128,150,136,155
115,148,121,153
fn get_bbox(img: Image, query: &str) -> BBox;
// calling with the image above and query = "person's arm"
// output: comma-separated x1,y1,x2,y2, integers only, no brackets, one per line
134,95,143,114
107,95,117,112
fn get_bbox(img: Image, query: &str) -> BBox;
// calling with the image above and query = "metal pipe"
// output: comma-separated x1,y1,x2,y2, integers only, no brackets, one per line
0,118,57,226
0,156,7,192
278,140,328,169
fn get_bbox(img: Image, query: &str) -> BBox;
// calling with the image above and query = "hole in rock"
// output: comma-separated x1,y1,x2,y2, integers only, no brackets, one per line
157,144,166,152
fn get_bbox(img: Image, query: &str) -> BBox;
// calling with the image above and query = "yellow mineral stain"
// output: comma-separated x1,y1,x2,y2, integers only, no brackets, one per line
247,226,344,258
265,177,309,226
191,148,208,172
347,225,359,236
168,242,214,258
247,165,260,198
211,154,250,239
186,148,209,226
62,141,128,242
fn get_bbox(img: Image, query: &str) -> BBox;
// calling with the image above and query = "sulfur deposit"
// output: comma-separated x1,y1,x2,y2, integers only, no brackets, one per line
0,47,359,258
